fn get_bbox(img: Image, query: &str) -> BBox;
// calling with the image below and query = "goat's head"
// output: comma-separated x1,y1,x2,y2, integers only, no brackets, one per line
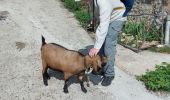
85,55,108,74
85,55,104,73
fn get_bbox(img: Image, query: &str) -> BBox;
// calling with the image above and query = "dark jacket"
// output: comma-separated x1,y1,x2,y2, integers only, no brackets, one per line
121,0,134,17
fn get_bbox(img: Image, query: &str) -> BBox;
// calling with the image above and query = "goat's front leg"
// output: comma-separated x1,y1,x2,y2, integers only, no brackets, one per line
79,75,87,93
80,81,87,93
63,80,69,93
85,74,90,87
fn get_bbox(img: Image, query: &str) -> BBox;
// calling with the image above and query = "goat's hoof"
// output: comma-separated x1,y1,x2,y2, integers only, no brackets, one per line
82,88,87,93
64,89,69,93
44,83,48,86
43,81,48,86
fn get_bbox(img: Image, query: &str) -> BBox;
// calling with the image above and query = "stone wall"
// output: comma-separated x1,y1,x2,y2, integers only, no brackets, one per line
130,0,170,14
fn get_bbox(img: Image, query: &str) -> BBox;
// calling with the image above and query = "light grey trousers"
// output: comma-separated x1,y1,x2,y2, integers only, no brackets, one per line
100,20,125,76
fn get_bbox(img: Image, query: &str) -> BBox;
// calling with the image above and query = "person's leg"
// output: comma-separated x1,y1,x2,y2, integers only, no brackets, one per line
101,20,125,86
98,43,105,56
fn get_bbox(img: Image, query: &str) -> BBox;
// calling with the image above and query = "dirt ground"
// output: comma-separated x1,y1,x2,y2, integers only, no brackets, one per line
0,0,169,100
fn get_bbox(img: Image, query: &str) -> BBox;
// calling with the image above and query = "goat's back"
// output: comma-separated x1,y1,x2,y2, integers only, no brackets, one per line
41,43,84,73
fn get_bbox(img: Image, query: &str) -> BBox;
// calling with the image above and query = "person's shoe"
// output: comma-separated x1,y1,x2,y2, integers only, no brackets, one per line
92,69,104,75
101,76,115,86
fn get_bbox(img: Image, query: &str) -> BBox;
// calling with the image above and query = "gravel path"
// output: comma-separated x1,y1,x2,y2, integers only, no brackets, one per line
0,0,169,100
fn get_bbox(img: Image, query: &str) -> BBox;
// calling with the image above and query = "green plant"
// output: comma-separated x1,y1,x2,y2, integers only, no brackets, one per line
120,20,146,48
119,19,162,49
145,23,161,42
122,20,161,41
137,62,170,91
63,0,82,12
123,21,145,40
75,10,90,27
62,0,90,27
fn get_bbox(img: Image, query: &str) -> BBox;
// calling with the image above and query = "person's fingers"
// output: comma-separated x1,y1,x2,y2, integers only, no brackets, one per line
89,50,93,57
89,52,92,57
94,52,97,56
91,52,94,57
90,54,93,57
92,51,95,57
89,52,91,57
89,48,99,57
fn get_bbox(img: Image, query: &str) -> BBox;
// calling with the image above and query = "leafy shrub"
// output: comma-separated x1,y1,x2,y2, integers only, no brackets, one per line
137,62,170,91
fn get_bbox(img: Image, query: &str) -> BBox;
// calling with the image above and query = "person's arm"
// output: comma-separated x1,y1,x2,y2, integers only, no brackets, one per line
94,1,112,50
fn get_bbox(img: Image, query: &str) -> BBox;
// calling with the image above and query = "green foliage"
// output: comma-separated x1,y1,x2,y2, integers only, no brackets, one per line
119,19,162,49
149,46,170,54
75,10,90,27
146,24,161,41
63,0,82,11
62,0,90,26
137,62,170,91
123,20,161,42
123,21,145,40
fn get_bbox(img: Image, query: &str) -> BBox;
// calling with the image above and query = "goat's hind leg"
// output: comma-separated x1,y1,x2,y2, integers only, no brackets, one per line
45,66,51,79
42,60,50,86
43,71,49,86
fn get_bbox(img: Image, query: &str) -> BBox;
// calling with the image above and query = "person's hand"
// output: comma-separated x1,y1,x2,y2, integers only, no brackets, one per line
89,48,99,57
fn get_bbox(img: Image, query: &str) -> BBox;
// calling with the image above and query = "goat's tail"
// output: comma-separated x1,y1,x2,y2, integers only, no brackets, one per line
41,35,46,47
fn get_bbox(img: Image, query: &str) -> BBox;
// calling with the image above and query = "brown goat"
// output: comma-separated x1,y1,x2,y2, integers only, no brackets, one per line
41,36,102,93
